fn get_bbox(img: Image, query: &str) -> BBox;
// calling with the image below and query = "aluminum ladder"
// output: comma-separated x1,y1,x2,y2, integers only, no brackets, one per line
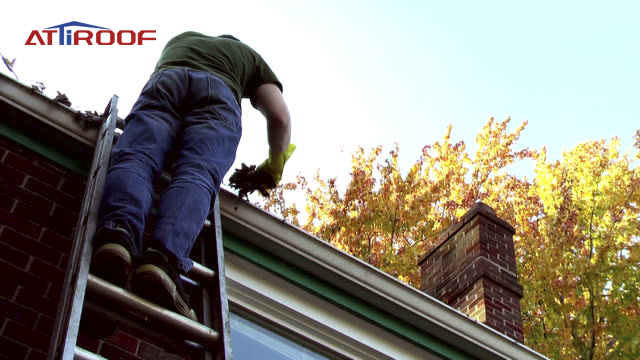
47,96,232,360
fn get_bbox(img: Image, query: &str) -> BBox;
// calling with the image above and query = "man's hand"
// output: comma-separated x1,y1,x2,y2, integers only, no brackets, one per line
256,144,296,186
228,144,295,199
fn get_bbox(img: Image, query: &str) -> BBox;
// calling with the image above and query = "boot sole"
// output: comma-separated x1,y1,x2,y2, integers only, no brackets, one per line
91,243,131,287
132,264,197,321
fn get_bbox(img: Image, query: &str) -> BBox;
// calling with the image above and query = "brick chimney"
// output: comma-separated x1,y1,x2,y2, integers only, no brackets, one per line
418,202,524,342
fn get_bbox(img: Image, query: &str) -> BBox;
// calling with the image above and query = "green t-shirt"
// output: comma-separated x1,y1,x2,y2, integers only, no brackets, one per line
154,31,282,107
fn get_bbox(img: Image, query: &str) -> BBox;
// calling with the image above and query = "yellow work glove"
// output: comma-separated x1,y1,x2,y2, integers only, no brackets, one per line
256,144,296,187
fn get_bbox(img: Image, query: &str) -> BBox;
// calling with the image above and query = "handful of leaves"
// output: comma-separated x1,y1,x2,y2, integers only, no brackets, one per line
229,163,277,199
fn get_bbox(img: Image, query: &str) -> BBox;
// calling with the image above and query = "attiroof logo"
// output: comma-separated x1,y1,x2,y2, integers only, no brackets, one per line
25,21,156,45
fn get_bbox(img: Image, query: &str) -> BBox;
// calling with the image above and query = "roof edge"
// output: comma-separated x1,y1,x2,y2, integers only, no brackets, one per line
0,72,100,147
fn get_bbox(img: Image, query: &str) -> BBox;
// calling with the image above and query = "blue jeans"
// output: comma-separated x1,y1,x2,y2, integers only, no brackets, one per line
97,68,242,273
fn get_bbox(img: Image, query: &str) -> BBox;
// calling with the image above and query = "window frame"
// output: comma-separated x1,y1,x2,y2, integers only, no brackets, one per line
225,252,443,360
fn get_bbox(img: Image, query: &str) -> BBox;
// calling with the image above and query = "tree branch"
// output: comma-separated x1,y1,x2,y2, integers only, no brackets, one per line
588,289,597,360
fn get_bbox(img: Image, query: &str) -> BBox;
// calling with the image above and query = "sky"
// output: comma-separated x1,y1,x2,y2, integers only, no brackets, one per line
2,0,639,195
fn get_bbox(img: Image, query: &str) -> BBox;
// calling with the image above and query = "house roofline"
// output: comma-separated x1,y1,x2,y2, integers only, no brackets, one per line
0,72,100,147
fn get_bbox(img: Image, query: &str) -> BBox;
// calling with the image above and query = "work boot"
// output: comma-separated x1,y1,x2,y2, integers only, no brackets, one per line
90,226,133,288
131,248,197,321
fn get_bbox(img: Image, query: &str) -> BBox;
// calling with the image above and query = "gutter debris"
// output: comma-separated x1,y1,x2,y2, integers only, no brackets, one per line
75,110,106,128
229,163,274,199
53,91,71,107
0,54,119,129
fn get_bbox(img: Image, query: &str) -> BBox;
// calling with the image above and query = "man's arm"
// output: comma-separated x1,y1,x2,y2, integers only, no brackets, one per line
253,83,291,153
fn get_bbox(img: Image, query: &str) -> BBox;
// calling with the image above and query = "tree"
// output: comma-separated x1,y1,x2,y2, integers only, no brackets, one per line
259,118,640,359
522,138,640,359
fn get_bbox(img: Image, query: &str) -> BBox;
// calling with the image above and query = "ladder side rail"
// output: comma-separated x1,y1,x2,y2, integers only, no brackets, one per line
47,96,119,360
210,196,233,360
199,231,215,360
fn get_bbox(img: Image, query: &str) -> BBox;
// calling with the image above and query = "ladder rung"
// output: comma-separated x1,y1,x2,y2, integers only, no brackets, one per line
86,274,219,345
189,261,215,283
83,301,205,353
180,274,201,289
74,347,106,360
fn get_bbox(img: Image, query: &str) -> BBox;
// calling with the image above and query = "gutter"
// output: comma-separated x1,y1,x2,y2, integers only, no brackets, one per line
0,72,99,147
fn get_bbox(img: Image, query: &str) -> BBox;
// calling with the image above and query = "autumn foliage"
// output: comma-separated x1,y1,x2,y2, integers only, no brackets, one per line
258,118,640,359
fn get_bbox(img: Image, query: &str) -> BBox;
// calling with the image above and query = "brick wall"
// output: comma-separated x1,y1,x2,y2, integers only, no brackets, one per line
0,134,190,360
418,202,525,342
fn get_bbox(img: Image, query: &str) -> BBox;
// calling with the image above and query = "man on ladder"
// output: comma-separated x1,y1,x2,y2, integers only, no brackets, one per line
90,32,295,320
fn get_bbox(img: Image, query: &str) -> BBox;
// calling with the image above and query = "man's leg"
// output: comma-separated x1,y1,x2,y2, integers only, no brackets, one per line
152,71,241,273
92,69,187,285
132,71,241,318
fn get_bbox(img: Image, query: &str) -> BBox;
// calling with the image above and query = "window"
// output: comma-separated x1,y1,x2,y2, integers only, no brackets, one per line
230,312,329,360
225,252,443,360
